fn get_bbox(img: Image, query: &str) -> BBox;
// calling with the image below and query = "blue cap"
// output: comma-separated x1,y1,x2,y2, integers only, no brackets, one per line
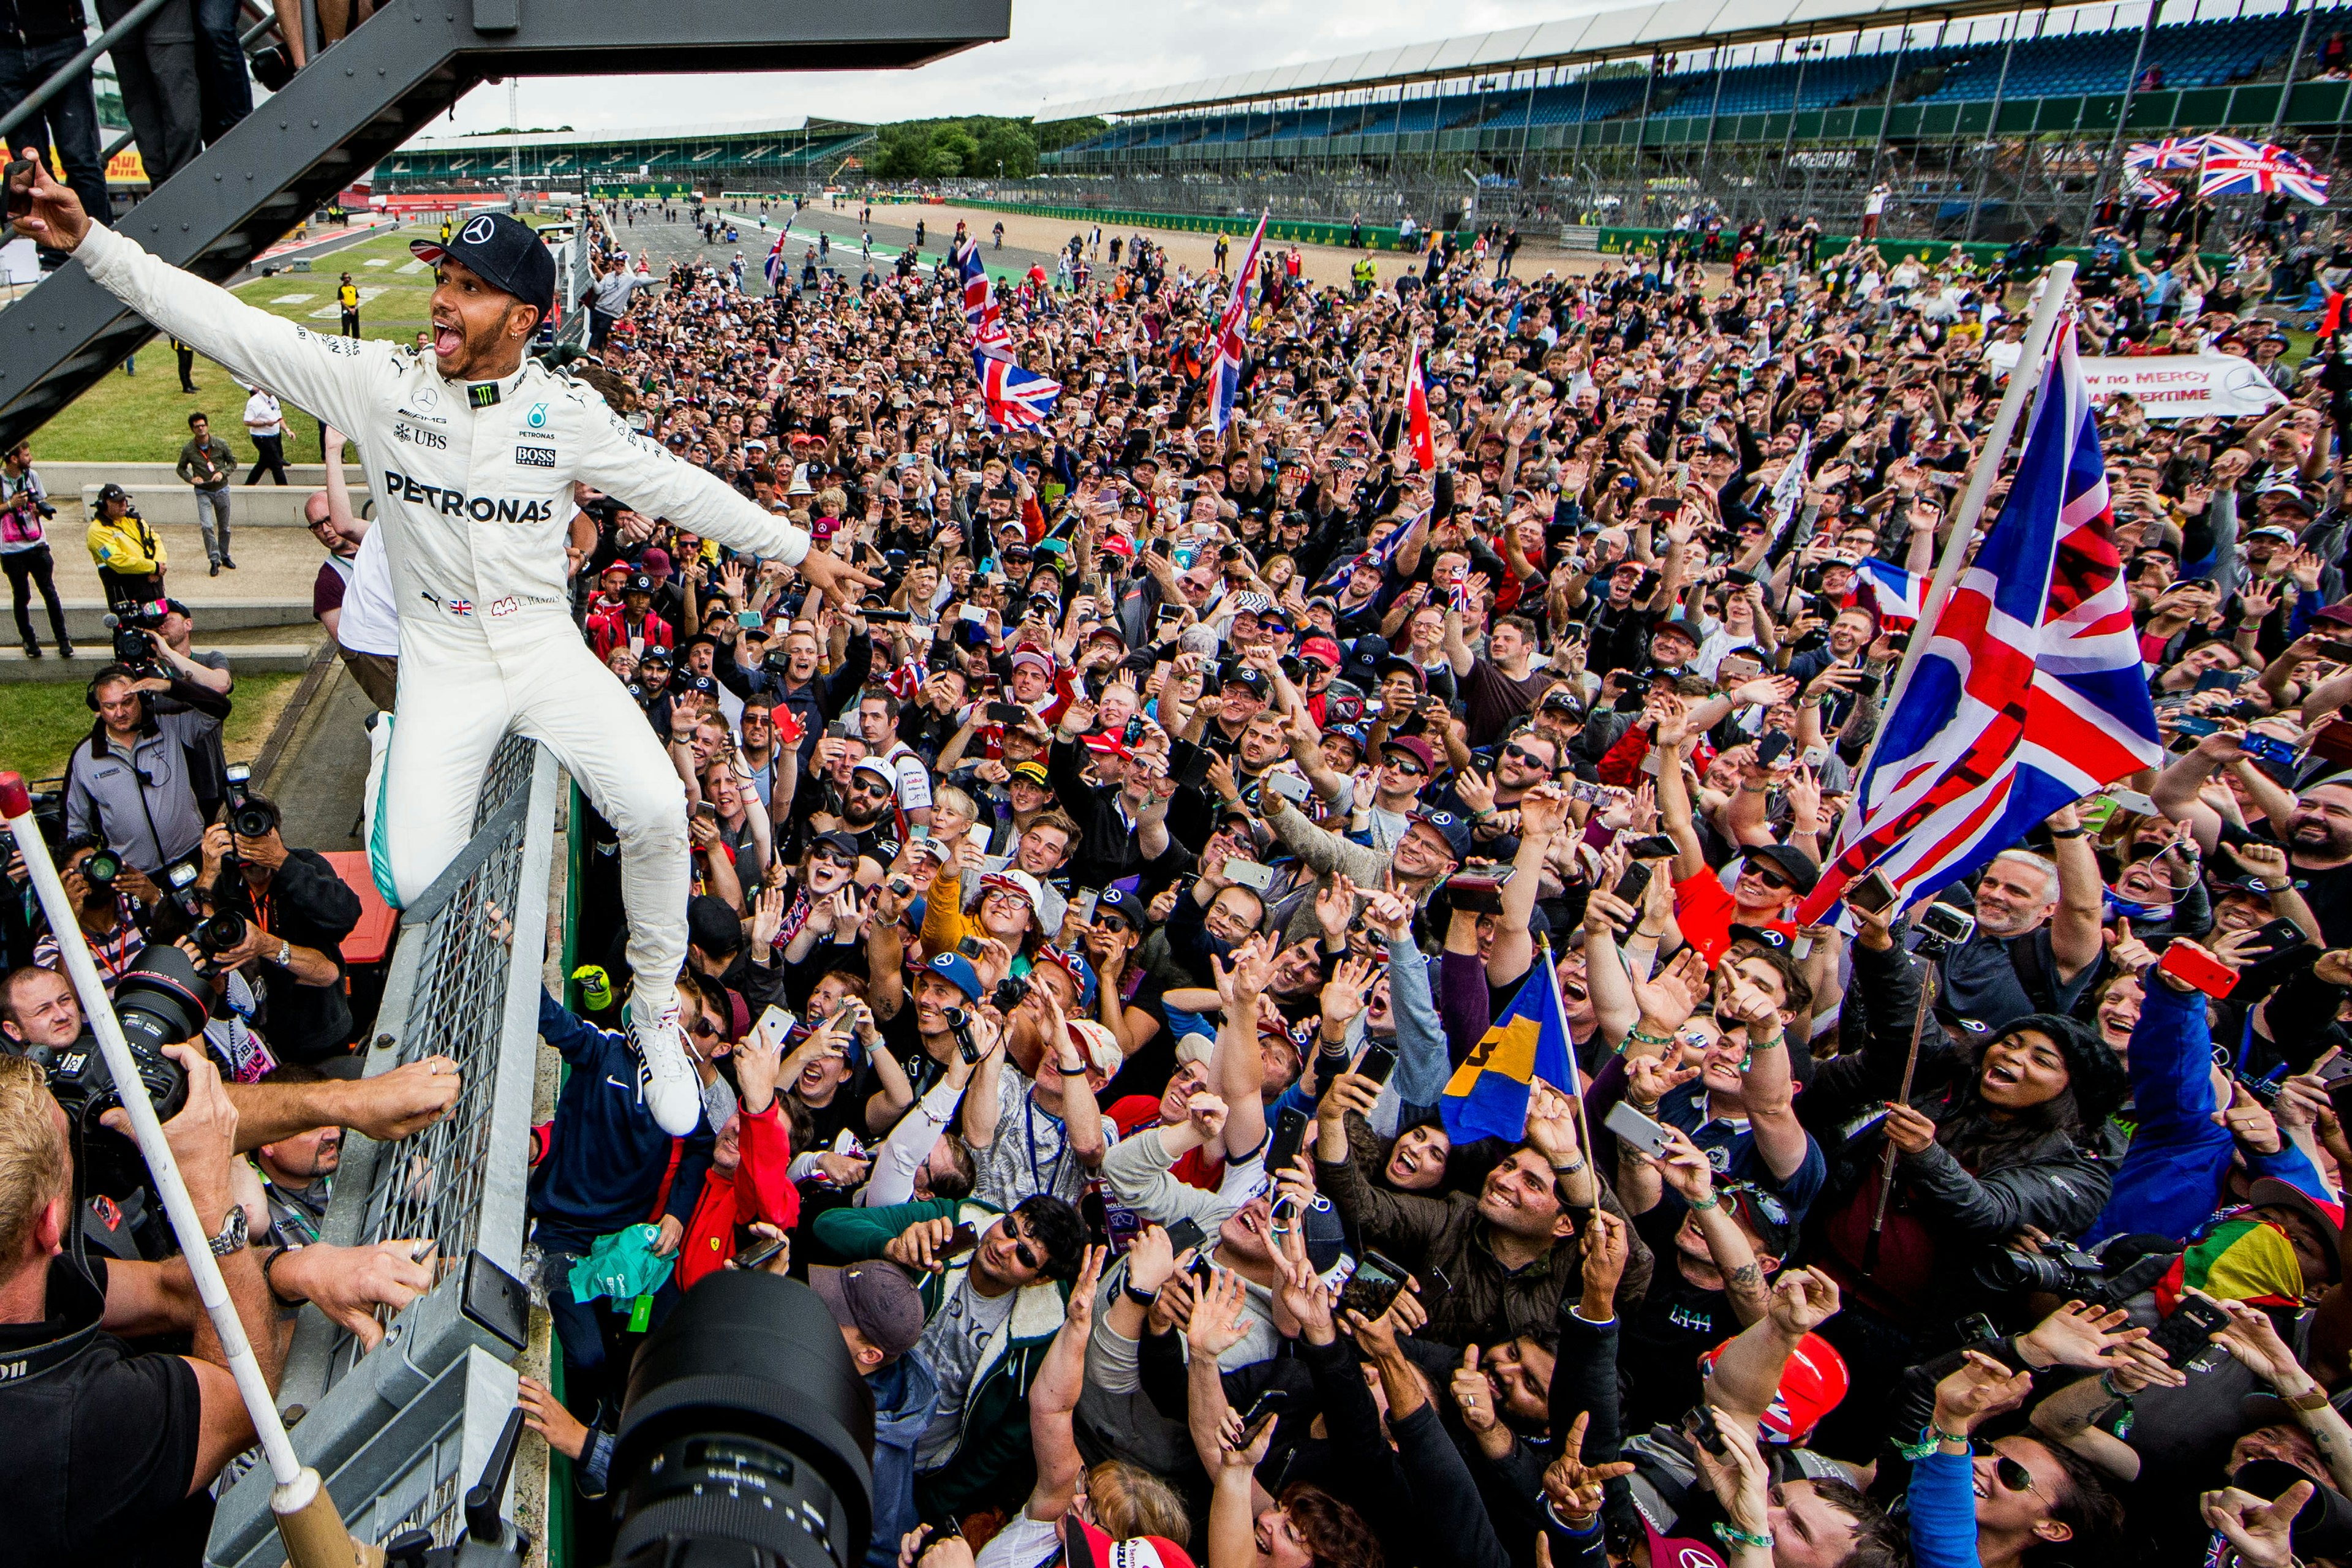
925,951,983,1001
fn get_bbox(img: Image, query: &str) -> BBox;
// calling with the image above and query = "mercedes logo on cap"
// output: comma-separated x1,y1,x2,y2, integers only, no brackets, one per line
461,215,495,244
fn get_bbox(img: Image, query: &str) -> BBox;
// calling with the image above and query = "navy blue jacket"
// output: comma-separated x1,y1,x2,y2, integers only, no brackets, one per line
527,990,714,1241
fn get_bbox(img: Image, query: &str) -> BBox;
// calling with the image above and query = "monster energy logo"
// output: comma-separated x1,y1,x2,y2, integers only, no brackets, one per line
469,383,501,408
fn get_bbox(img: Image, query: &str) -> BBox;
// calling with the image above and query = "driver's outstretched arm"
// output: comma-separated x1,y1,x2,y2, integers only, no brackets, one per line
573,396,812,565
75,224,386,440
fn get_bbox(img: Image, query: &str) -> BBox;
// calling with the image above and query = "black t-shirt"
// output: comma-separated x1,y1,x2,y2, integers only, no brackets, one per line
0,1256,213,1567
1616,1205,1739,1436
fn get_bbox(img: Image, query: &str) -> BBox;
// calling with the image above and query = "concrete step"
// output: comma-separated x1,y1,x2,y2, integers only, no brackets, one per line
25,601,318,637
83,483,371,527
42,461,364,492
0,643,321,680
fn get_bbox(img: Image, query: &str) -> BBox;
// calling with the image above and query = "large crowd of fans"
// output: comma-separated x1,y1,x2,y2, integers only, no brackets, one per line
25,183,2352,1568
434,195,2352,1568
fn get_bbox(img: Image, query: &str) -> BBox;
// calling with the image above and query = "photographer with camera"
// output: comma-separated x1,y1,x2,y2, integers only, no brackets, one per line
145,599,232,698
0,437,70,661
0,1040,277,1564
0,1027,443,1565
31,837,156,986
62,663,229,875
3,963,462,1155
187,781,360,1066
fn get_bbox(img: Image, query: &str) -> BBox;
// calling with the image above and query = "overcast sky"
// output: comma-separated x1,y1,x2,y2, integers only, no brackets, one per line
426,0,1623,138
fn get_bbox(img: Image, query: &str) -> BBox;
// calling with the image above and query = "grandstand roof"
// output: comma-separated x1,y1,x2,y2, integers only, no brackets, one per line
400,116,869,153
1036,0,2109,121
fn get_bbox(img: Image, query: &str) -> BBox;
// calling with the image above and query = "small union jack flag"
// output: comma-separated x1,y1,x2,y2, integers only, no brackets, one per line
2126,135,2209,171
1205,211,1268,435
954,239,1014,363
2197,136,2332,205
763,228,787,290
2125,173,2182,211
974,352,1061,431
448,598,473,617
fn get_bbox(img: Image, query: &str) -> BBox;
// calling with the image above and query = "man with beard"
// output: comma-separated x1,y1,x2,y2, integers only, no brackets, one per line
1446,611,1562,748
251,1064,341,1248
839,757,905,878
14,169,883,1141
2155,734,2352,946
1920,834,2106,1033
1319,1081,1651,1343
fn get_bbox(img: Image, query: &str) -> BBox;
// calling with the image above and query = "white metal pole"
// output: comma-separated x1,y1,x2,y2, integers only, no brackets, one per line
1815,258,2076,862
1885,257,2078,715
0,776,303,1485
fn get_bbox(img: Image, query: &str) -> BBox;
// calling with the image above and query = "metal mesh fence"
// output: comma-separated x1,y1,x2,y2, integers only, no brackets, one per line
206,740,555,1568
355,737,534,1268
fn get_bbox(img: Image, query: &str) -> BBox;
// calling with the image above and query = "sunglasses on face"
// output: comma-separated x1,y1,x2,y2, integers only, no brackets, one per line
1502,742,1553,771
1386,755,1427,777
1742,863,1793,891
1001,1219,1042,1272
1975,1444,2043,1499
812,847,856,869
687,1014,722,1041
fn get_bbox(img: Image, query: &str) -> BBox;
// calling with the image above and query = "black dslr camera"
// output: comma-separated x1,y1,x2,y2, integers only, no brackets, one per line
104,597,168,675
222,761,271,841
162,860,245,960
31,946,206,1126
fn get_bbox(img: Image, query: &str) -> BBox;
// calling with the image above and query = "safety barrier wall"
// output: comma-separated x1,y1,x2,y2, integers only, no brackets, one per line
206,736,558,1567
945,195,1469,252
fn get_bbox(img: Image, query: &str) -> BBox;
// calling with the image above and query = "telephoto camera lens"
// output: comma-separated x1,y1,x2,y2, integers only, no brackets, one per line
194,909,247,959
45,945,205,1123
609,1270,875,1568
82,849,119,886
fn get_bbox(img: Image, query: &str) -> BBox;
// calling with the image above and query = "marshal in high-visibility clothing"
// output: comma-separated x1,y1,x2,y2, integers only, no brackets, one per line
1439,956,1577,1144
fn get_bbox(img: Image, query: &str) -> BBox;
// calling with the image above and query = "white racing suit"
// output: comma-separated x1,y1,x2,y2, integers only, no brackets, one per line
76,223,811,1134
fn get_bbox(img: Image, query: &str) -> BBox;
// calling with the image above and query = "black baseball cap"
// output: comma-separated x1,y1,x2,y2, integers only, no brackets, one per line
412,212,557,316
1092,886,1148,932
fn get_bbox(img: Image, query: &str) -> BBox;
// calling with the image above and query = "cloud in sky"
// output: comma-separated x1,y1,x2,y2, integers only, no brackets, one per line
424,0,1626,137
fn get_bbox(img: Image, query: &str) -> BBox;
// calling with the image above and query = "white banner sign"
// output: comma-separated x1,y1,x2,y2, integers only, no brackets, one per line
1983,342,2285,418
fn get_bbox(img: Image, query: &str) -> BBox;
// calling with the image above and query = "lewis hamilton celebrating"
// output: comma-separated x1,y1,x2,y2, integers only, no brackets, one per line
9,159,876,1136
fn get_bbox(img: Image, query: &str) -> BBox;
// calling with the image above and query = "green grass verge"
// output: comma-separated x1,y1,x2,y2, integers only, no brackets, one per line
0,669,301,786
31,225,442,464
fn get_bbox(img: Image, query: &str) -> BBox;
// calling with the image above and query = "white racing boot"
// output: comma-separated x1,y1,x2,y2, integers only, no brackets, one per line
626,993,703,1136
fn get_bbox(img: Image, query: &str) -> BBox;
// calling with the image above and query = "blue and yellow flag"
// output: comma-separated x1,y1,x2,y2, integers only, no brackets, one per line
1440,958,1577,1144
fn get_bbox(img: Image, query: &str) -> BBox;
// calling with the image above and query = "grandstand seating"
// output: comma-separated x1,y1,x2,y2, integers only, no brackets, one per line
1053,5,2348,159
379,127,870,188
1917,6,2321,100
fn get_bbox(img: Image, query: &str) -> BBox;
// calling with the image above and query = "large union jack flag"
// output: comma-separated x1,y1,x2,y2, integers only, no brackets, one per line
2127,135,2210,171
2197,136,2332,204
1793,322,2162,925
1206,211,1268,434
764,227,788,290
974,351,1061,431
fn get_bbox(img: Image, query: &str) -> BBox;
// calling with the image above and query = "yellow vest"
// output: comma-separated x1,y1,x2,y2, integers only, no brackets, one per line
88,512,165,575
